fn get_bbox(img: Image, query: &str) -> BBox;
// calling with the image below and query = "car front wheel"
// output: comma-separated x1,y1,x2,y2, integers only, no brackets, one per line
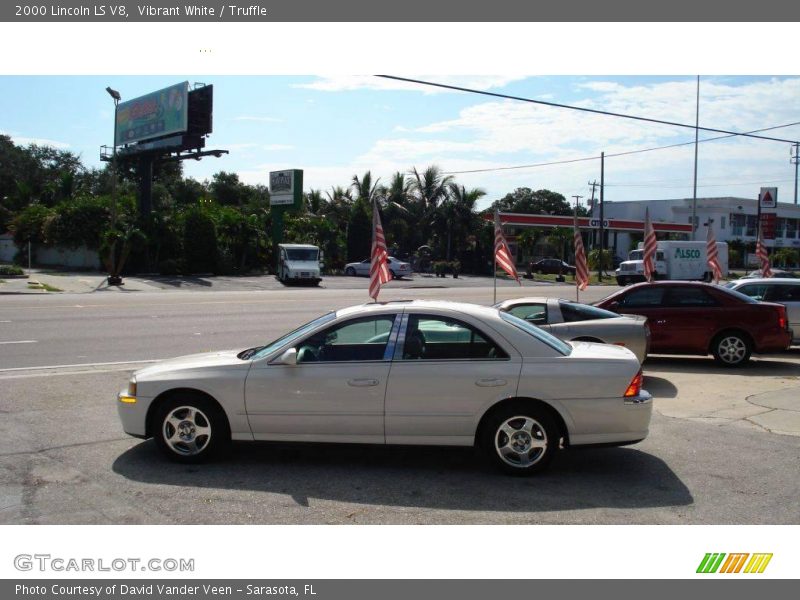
153,395,230,463
345,267,356,276
480,404,558,475
712,331,752,367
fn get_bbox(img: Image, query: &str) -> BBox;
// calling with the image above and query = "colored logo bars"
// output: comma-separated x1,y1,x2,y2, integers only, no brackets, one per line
573,212,589,291
494,211,520,284
369,201,391,301
696,553,773,574
642,207,657,282
706,222,722,283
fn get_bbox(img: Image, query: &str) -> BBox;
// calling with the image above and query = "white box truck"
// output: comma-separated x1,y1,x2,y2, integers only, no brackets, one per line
615,240,728,285
277,243,322,285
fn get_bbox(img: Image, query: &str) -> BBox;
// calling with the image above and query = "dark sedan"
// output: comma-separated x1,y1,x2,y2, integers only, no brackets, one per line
529,258,576,276
594,281,791,366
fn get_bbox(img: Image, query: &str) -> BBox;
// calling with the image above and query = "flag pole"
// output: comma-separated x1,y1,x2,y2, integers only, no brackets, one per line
574,202,579,303
493,210,498,304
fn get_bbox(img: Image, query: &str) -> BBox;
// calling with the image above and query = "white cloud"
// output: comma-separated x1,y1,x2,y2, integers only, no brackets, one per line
1,131,71,149
294,75,527,94
261,144,294,151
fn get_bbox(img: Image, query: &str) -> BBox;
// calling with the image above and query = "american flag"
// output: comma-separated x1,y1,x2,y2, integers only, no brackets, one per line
494,211,520,284
369,201,391,301
642,207,658,282
573,212,589,291
756,226,773,278
706,221,722,283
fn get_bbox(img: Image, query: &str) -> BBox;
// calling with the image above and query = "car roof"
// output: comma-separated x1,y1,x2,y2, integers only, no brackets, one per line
730,277,799,285
279,244,318,249
336,299,501,320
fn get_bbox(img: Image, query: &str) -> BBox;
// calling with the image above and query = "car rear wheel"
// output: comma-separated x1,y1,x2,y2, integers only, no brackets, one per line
390,269,397,280
480,404,558,475
154,395,230,463
712,331,752,367
345,267,356,276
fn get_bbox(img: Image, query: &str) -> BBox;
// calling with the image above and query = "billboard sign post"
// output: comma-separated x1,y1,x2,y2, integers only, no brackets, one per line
269,169,304,251
115,81,189,146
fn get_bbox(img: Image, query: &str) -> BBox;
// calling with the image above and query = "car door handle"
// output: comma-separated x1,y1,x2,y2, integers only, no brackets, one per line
348,378,380,387
475,378,507,387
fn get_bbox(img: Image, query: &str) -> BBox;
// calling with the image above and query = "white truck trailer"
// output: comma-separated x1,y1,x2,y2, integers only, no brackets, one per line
615,240,729,285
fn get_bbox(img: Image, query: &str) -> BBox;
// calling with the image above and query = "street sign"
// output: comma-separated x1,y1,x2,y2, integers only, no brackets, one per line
759,187,778,211
588,219,610,229
269,169,303,208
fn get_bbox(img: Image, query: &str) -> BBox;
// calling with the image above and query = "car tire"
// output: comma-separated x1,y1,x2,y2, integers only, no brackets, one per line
390,269,397,280
345,267,356,276
711,331,752,367
480,402,559,475
153,394,230,463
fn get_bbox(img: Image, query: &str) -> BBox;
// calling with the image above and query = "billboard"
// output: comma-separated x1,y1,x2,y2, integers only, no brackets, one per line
115,81,189,146
270,169,303,208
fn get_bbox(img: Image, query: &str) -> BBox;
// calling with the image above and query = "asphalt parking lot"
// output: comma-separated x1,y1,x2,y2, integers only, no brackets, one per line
1,283,799,524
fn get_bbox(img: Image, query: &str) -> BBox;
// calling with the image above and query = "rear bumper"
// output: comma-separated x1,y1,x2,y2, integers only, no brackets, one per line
754,329,793,353
563,390,653,447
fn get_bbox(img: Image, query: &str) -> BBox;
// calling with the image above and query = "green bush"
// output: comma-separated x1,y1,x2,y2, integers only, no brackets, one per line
433,260,448,276
10,204,54,247
588,248,613,270
44,195,110,249
0,264,24,276
183,207,218,274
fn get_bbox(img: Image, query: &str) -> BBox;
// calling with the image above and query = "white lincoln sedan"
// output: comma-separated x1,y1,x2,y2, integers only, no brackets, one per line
117,300,652,474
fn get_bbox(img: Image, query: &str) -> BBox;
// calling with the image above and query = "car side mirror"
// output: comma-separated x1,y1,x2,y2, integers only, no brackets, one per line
607,301,620,311
274,347,298,366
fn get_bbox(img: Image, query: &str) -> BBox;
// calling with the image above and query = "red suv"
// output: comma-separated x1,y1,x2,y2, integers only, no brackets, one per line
595,281,791,366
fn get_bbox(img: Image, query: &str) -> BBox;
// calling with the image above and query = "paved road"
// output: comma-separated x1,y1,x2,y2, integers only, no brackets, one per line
1,285,799,524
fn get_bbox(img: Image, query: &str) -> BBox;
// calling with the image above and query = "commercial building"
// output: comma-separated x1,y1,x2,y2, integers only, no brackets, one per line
590,196,800,257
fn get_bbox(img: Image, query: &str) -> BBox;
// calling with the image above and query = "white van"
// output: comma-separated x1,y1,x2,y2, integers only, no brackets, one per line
277,244,322,285
615,240,728,285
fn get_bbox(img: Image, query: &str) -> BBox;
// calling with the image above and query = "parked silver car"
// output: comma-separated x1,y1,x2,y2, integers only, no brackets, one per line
724,278,800,344
117,300,651,474
495,297,650,363
344,256,412,279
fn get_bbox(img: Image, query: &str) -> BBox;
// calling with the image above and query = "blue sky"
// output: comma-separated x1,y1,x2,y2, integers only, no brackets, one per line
2,75,799,209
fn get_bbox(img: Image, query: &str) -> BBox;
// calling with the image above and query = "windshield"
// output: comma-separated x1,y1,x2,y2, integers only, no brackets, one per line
716,286,758,304
286,248,319,261
243,312,336,360
500,312,572,356
629,250,643,260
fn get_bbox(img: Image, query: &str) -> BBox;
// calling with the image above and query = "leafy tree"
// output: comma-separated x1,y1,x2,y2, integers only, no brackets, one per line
183,207,219,273
491,188,571,216
10,204,54,246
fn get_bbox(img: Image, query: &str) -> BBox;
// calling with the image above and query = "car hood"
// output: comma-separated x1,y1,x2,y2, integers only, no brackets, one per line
134,349,246,379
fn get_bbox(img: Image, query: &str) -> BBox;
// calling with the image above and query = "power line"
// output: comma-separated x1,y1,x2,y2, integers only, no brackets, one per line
376,75,800,144
440,120,800,176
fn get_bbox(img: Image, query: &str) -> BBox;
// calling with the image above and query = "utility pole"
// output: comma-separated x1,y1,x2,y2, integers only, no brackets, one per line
598,152,605,282
587,180,598,212
691,75,700,240
792,142,799,205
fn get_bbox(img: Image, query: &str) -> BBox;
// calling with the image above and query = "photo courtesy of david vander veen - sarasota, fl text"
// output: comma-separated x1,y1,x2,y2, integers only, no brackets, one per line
14,583,319,598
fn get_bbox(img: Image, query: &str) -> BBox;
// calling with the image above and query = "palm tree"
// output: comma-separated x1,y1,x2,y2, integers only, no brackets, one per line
351,171,381,205
436,183,486,260
408,165,453,210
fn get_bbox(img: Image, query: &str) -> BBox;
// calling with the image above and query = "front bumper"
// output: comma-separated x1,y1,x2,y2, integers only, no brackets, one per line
117,390,152,438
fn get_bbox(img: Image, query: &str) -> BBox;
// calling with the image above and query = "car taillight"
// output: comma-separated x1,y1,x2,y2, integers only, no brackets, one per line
624,371,643,398
777,306,787,329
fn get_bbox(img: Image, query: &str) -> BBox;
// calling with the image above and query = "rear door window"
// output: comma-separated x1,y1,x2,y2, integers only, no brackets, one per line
559,301,619,322
664,287,719,307
401,315,508,360
618,287,666,307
